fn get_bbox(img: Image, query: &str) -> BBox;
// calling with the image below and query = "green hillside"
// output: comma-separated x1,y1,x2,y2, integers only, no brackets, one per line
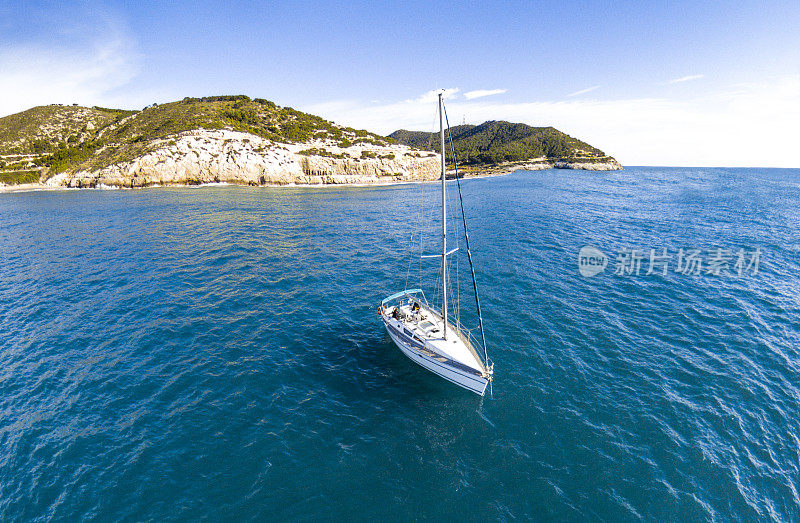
0,105,135,155
389,121,612,165
0,95,392,184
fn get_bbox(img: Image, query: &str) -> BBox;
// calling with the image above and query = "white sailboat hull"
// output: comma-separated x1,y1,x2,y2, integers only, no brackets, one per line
383,318,490,396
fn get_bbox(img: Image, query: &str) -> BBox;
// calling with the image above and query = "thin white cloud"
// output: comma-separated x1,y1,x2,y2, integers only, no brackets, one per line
303,75,800,168
464,89,507,100
669,74,705,84
567,85,601,97
0,18,142,117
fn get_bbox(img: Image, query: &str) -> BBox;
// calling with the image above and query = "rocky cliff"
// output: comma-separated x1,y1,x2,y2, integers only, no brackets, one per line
45,129,441,188
0,97,444,188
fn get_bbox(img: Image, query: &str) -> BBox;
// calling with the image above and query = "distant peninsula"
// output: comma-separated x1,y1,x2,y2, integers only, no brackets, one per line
389,122,622,174
0,95,621,189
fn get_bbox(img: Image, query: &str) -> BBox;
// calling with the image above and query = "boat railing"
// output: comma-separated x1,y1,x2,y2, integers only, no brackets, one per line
451,319,490,367
381,288,428,306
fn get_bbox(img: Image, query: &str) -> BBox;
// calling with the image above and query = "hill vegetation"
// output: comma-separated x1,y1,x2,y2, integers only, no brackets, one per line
389,121,614,166
0,105,135,155
0,95,393,184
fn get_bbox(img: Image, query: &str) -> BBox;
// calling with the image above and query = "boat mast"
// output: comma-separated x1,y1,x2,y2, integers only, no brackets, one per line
439,92,448,340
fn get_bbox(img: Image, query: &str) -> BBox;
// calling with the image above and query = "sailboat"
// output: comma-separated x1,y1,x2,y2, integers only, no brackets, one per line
379,92,494,396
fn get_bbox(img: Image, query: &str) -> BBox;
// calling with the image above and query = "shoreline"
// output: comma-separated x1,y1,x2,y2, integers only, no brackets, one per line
0,160,623,194
0,178,490,194
0,172,511,194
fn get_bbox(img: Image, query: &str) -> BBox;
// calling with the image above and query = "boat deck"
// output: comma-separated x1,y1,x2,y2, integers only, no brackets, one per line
391,303,485,373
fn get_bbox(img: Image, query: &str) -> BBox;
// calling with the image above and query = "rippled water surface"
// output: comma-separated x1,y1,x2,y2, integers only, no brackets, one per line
1,167,799,520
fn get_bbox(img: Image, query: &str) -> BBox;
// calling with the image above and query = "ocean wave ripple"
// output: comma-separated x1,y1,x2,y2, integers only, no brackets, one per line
0,169,799,520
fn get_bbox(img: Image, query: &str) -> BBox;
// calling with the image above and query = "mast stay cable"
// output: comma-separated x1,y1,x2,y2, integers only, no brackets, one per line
443,104,490,367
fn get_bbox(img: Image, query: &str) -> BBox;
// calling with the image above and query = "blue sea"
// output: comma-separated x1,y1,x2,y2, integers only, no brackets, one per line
1,167,799,520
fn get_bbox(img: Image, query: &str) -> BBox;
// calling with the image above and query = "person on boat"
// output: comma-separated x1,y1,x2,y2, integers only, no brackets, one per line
411,301,420,314
392,307,400,320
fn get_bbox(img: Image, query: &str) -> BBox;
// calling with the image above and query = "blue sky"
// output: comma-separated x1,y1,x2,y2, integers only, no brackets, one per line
1,0,799,166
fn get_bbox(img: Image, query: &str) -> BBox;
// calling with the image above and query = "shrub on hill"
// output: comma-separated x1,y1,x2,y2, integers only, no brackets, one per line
388,121,607,165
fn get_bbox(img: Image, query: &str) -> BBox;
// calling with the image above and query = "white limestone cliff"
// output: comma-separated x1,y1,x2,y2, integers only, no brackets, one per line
46,130,442,188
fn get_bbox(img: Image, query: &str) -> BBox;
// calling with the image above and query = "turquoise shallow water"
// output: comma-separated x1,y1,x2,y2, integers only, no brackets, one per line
1,167,799,520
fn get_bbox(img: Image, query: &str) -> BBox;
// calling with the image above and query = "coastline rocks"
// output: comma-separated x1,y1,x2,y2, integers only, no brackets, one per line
40,129,623,189
554,159,623,171
463,158,623,177
46,129,442,188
